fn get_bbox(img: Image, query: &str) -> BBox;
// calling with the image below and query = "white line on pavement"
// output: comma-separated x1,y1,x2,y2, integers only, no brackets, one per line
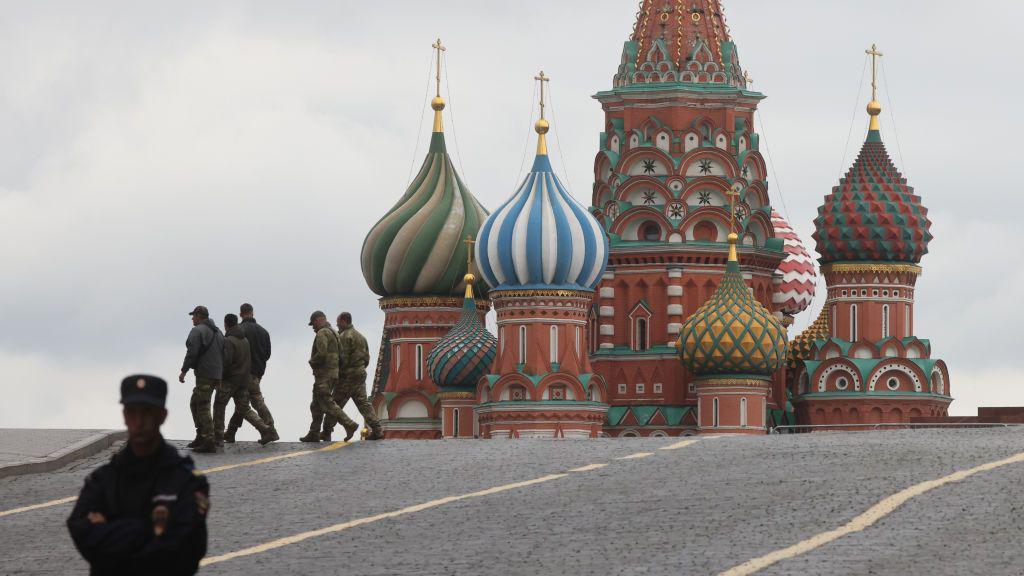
569,463,609,472
660,439,699,451
718,450,1024,576
0,442,350,519
201,473,572,566
617,452,655,460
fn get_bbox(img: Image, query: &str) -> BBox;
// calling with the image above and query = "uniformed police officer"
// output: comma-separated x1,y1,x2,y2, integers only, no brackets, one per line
67,375,210,575
299,311,352,443
322,312,384,441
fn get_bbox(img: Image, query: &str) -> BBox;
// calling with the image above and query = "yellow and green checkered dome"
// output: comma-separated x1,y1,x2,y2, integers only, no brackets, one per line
678,234,788,377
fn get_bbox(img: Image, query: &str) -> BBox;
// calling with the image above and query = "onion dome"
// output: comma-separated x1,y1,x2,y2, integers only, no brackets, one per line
426,274,497,391
678,233,788,377
476,77,608,292
771,211,817,316
786,305,831,372
812,97,932,265
361,82,489,297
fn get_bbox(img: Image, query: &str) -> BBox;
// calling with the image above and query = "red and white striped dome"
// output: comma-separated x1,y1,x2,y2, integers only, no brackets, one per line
771,211,817,316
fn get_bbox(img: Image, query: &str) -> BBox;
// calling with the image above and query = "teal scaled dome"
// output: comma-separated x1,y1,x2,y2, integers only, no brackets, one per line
426,274,497,390
361,126,489,297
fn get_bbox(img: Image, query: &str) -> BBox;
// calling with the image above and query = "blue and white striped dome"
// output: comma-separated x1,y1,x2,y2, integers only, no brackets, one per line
476,153,608,291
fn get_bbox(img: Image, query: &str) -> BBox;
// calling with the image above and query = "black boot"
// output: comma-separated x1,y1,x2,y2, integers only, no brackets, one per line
191,439,217,453
343,423,358,442
223,426,238,444
320,430,332,442
298,431,320,443
368,424,384,441
258,428,280,446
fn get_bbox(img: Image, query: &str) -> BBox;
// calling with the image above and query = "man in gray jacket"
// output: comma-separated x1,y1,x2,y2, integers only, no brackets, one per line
179,306,224,454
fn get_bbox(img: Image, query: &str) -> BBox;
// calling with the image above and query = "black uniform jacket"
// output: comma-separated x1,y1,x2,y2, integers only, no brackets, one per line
66,440,210,576
240,317,272,377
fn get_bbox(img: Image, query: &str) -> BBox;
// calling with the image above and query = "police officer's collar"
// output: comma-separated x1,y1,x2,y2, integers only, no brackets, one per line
113,439,183,469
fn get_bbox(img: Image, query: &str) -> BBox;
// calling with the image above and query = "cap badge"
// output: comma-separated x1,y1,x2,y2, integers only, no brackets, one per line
136,378,146,389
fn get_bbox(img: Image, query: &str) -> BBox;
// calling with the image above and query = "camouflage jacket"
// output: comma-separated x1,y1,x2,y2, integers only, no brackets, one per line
337,325,370,380
309,325,340,377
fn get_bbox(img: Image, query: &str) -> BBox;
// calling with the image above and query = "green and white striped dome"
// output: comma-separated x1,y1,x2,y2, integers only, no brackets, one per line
361,130,489,297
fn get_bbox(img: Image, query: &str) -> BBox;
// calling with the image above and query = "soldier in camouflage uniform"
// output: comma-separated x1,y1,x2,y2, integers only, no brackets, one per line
323,312,383,441
179,306,223,454
213,314,278,446
299,311,352,443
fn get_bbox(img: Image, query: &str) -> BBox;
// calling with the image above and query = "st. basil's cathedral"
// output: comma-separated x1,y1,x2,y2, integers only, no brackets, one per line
359,0,951,438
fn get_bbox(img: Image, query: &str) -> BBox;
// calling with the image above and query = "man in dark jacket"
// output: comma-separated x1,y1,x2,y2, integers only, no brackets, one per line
178,306,223,453
213,314,278,446
67,374,210,575
225,303,275,442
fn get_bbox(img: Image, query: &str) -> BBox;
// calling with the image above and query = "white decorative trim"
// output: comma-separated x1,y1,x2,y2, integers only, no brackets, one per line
599,324,615,336
668,269,683,279
817,364,862,392
600,287,615,298
600,343,614,349
667,285,683,297
667,323,682,335
868,362,923,392
600,306,615,317
667,304,683,316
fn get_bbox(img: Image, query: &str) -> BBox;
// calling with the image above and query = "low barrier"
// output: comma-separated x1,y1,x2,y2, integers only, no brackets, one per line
769,422,1024,434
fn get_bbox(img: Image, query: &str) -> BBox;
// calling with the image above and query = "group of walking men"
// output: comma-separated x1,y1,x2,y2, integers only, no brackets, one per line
179,303,382,453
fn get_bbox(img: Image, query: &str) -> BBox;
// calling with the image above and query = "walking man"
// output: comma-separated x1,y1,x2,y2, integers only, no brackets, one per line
323,312,383,441
299,311,353,443
179,306,223,454
213,314,279,446
67,375,210,575
225,303,274,442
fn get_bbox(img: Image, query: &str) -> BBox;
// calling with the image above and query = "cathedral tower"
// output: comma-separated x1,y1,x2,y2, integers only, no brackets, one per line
590,0,798,436
361,40,490,439
474,74,611,438
791,45,951,426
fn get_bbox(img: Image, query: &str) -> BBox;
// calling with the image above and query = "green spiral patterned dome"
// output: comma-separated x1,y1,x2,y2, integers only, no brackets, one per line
361,131,489,297
678,235,788,377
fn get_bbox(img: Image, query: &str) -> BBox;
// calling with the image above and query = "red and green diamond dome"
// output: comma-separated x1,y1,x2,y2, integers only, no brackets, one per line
813,129,932,265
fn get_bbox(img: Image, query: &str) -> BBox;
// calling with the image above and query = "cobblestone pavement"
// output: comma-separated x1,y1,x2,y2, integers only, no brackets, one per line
1,429,1022,575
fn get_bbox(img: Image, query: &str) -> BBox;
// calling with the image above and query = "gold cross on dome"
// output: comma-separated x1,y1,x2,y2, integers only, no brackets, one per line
464,234,476,267
534,71,550,120
865,43,883,101
432,38,446,97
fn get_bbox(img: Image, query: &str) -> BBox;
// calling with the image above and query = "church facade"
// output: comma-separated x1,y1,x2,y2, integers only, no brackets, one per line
360,1,951,438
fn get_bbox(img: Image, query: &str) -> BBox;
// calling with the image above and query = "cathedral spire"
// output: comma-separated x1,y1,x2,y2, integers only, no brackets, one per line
865,43,884,141
431,38,447,133
618,0,745,87
534,71,550,156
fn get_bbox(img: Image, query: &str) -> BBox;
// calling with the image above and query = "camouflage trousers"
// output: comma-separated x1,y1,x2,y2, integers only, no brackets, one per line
227,375,274,431
323,375,379,433
189,377,218,443
308,376,354,433
214,377,271,440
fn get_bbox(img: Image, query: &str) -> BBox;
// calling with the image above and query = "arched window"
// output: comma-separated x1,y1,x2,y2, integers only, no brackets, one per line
500,326,505,354
636,318,649,351
740,397,748,427
589,310,598,354
452,408,460,437
712,397,720,427
905,304,911,336
395,345,401,371
831,305,837,337
575,326,581,358
519,326,527,365
850,304,858,342
549,325,558,364
415,344,423,381
882,305,890,339
640,221,661,242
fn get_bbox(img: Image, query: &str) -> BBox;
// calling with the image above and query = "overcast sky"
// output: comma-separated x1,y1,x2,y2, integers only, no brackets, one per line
2,1,1021,440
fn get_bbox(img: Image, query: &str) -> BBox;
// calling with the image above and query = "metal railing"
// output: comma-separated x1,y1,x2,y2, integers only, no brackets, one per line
769,422,1024,434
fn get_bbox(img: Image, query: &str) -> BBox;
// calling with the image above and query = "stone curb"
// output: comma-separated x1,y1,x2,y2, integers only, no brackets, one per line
0,430,127,479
